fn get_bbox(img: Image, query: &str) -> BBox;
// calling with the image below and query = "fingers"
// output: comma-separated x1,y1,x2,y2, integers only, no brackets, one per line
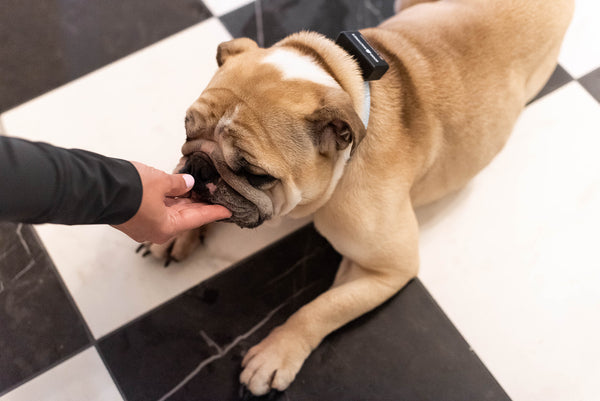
165,173,195,197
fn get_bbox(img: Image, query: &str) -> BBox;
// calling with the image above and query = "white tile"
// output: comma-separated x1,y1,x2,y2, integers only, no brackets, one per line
203,0,254,17
417,82,600,401
1,17,311,338
558,0,600,78
0,348,122,401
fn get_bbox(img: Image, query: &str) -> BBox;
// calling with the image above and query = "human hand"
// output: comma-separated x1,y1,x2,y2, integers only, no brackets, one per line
113,161,231,244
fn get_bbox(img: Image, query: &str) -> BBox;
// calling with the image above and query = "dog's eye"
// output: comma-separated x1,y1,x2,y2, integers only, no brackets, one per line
244,170,276,187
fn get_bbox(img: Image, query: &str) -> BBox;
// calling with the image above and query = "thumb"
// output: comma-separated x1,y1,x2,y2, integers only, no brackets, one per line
166,173,195,197
171,204,232,232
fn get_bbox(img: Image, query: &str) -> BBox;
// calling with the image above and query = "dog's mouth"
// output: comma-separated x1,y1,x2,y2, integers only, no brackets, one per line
191,186,264,229
181,154,265,228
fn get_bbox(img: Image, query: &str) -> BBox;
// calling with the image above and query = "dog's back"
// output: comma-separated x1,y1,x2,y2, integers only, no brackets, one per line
360,0,574,206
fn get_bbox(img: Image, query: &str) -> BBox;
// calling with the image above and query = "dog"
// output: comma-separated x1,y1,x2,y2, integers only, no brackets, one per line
147,0,573,395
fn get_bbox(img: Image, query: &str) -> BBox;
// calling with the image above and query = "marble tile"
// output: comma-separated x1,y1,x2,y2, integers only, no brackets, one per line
221,0,395,47
417,82,600,401
203,0,254,17
558,0,600,78
528,64,573,105
0,0,211,112
579,66,600,103
99,225,506,401
0,348,122,401
0,223,91,396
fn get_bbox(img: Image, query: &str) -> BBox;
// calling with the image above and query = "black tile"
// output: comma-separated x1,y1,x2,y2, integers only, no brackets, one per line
0,0,212,112
221,0,395,47
0,223,91,396
288,279,510,401
221,2,258,44
99,224,509,401
579,67,600,103
528,64,573,104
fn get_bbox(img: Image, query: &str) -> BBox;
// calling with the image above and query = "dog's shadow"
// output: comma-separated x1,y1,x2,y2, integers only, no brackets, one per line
414,183,474,231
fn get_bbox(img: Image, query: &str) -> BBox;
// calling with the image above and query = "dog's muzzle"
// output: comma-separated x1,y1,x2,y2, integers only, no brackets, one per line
179,153,265,228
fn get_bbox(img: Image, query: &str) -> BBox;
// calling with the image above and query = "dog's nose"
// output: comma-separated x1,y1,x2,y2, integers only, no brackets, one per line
180,153,219,190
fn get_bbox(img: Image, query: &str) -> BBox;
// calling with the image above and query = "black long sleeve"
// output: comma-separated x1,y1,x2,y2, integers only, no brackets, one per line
0,137,142,225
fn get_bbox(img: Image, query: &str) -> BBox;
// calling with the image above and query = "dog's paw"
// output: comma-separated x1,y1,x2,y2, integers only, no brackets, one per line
135,227,205,267
240,327,310,396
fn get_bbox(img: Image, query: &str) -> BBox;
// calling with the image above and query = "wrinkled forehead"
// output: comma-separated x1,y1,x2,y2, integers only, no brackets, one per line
208,47,341,99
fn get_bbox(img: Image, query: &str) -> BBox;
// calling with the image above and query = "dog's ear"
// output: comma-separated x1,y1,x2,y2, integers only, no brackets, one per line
216,38,259,66
306,90,366,157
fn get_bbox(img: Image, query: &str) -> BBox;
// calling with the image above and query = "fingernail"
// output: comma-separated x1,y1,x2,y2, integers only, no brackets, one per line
183,174,194,189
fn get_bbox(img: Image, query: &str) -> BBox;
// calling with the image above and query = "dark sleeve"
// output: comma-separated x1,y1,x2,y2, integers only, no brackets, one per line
0,136,142,225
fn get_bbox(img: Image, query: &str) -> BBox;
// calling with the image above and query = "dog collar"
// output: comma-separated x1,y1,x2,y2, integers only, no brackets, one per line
335,31,389,128
362,81,371,127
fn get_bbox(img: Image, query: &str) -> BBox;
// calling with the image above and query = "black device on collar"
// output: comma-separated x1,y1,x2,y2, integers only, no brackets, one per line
335,31,389,81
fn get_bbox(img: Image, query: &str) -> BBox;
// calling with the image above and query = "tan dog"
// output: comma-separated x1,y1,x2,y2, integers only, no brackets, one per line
149,0,573,395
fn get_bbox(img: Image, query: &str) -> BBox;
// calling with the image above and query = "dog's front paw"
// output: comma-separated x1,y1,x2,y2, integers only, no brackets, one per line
240,327,311,396
136,227,205,267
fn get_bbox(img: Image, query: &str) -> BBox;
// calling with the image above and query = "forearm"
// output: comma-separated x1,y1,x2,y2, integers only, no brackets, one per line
0,136,142,225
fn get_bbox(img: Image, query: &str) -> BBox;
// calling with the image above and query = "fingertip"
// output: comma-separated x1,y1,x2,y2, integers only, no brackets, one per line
166,173,195,197
182,174,194,190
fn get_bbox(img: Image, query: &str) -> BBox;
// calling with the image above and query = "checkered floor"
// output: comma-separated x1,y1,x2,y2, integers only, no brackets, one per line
1,1,599,400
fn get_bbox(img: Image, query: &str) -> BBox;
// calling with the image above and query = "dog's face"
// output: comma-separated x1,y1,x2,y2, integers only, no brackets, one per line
179,38,365,228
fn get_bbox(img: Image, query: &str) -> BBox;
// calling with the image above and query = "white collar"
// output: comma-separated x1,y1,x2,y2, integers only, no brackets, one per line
361,81,371,128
